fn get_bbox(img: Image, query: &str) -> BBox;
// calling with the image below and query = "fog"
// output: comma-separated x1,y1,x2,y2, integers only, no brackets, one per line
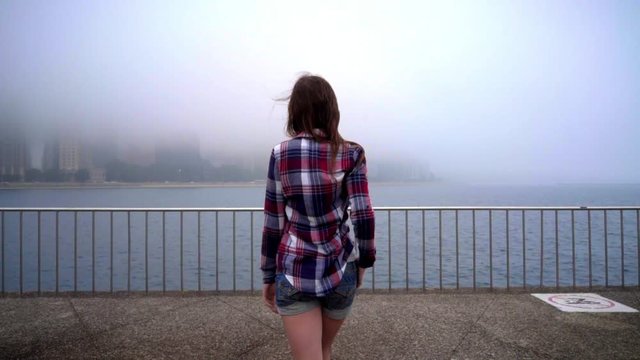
1,0,639,183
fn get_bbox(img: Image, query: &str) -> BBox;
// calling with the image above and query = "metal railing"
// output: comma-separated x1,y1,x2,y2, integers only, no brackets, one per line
0,206,639,295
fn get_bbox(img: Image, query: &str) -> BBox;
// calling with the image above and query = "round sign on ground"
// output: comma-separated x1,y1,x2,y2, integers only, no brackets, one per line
548,294,615,310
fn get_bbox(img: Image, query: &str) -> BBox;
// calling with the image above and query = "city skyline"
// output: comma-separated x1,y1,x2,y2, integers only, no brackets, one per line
0,122,433,183
1,1,639,184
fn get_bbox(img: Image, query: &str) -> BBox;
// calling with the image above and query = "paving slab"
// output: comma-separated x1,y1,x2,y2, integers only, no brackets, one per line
215,295,283,332
332,293,496,359
0,298,86,359
80,296,279,360
452,292,640,360
238,335,292,360
69,296,211,334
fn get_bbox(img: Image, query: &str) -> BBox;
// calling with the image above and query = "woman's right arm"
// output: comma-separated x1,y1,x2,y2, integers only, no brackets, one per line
346,146,376,269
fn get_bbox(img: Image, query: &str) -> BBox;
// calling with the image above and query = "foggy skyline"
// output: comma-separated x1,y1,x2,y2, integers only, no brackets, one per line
1,1,639,184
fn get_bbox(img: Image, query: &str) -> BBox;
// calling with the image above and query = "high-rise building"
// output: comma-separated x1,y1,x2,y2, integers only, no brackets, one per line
0,123,29,179
42,134,91,172
58,136,80,171
42,140,59,171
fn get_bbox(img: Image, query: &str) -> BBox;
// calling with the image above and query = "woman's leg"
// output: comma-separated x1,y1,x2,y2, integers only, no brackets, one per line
281,307,324,360
321,314,346,360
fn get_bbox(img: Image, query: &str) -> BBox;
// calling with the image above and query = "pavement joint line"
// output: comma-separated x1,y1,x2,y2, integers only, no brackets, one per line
449,294,497,358
496,330,557,360
67,297,101,352
234,336,283,358
216,296,283,333
76,295,216,338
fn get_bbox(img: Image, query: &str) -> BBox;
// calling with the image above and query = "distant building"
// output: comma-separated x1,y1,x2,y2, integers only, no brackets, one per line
42,134,92,173
42,140,59,171
89,168,106,183
0,127,29,179
59,136,80,172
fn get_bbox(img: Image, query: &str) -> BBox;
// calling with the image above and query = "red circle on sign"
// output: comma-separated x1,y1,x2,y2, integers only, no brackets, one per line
548,294,615,309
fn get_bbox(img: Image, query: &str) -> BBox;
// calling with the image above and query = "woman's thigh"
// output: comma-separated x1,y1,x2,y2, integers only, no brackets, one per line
281,306,324,360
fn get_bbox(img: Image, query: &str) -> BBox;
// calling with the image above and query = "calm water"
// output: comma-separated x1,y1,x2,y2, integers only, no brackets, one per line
1,183,639,292
1,182,640,207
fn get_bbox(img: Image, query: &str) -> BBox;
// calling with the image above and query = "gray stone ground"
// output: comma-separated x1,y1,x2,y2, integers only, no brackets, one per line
1,290,639,359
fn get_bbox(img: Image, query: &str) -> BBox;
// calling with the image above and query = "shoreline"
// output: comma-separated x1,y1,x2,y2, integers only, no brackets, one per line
0,182,267,190
0,180,444,190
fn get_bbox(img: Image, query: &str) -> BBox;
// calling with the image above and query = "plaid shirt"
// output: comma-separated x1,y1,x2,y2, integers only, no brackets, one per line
261,132,376,296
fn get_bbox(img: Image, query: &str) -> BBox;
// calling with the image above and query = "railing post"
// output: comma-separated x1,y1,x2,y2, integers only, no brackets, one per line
38,211,41,295
455,210,459,290
198,211,202,293
55,211,59,294
162,211,166,293
438,209,442,290
180,211,184,292
0,211,3,295
128,211,131,293
540,210,543,288
555,210,559,289
588,210,592,289
233,211,236,292
19,211,22,295
571,210,575,289
405,210,409,291
215,211,219,291
92,211,95,294
472,210,476,291
110,211,114,293
620,210,624,287
422,210,426,291
506,210,510,290
388,210,391,291
250,211,254,293
74,211,78,293
522,210,525,289
145,211,148,294
489,210,493,290
605,210,609,287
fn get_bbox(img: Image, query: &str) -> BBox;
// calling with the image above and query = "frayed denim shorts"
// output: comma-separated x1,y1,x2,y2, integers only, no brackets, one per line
275,261,358,320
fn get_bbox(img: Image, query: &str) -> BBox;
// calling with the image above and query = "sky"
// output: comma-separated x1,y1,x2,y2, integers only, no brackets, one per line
1,0,639,183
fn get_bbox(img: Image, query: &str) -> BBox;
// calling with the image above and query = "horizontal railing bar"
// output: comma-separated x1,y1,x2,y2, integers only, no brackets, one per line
374,206,640,211
2,206,639,212
0,207,264,212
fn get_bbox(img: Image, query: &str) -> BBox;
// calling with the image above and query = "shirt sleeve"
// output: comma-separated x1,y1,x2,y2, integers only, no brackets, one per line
261,148,286,284
346,146,376,268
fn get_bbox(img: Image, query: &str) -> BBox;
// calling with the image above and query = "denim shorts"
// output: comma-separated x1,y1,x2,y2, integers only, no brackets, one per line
275,261,358,320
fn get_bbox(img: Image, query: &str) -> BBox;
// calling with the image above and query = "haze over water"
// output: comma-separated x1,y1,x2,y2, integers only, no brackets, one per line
1,1,639,185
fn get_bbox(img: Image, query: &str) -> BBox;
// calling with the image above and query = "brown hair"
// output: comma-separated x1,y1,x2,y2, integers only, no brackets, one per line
285,74,344,167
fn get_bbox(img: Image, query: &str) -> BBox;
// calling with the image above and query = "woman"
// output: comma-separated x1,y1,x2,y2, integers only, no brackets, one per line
261,74,376,360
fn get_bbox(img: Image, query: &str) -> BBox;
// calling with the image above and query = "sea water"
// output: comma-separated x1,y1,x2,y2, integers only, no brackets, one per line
1,182,639,292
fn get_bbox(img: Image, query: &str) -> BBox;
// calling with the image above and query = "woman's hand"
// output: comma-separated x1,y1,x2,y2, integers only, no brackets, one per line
357,267,366,288
262,283,278,314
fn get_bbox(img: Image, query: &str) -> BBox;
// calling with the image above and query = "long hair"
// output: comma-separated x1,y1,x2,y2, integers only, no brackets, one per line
285,74,344,168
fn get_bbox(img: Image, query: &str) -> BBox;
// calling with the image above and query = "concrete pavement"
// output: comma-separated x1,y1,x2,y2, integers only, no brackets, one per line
1,290,639,359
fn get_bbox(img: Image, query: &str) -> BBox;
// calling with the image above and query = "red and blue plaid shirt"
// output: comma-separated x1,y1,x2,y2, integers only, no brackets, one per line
261,132,376,296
